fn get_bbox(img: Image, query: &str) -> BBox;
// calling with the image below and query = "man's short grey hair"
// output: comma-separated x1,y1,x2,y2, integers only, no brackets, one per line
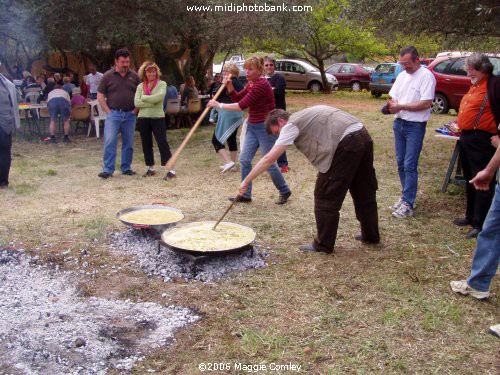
465,53,494,75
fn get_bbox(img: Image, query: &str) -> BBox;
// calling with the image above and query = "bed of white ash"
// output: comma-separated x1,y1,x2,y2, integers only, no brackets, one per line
0,246,200,375
108,229,268,283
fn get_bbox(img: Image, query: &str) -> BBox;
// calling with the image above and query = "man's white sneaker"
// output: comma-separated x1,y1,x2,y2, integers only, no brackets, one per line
389,197,403,211
220,161,235,173
489,324,500,338
392,201,413,218
450,280,490,300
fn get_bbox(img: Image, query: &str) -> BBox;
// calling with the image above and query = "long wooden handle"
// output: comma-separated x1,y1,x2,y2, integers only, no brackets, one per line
165,82,228,171
213,198,237,231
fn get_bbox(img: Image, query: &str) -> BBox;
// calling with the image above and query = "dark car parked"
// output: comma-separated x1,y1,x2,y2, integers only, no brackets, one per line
326,63,371,91
428,54,500,114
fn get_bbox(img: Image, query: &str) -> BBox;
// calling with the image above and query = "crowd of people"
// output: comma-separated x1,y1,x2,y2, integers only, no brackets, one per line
1,47,498,336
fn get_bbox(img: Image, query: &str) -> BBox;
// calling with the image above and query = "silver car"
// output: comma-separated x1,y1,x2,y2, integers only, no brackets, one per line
275,59,339,92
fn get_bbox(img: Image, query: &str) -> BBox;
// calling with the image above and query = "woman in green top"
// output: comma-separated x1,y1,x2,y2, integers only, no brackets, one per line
134,61,175,178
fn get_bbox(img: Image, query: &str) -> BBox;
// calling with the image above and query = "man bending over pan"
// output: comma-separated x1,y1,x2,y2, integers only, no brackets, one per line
237,105,380,254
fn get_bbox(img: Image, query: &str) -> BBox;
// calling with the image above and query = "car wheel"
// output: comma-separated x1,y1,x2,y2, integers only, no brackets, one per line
432,93,449,114
351,81,361,91
371,91,382,98
308,81,323,93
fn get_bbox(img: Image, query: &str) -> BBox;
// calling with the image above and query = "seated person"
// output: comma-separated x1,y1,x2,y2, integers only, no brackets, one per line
163,84,179,110
181,75,198,111
36,75,46,91
62,76,76,96
22,76,42,102
163,84,180,128
70,87,86,106
53,73,63,85
46,85,71,143
40,77,56,102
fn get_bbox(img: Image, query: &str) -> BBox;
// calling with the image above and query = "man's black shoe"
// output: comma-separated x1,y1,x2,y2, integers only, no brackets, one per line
276,191,291,205
298,244,333,254
98,172,112,179
466,228,480,239
453,217,471,227
229,196,252,203
298,244,317,252
122,170,137,176
354,233,380,244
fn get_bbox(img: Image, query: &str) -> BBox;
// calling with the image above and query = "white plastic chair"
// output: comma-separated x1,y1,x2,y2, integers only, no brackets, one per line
88,100,106,138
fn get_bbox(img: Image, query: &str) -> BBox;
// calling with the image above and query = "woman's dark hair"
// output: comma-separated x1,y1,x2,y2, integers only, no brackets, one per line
185,75,195,87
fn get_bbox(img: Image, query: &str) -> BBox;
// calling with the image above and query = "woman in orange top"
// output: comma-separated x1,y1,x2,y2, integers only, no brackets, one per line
453,54,500,238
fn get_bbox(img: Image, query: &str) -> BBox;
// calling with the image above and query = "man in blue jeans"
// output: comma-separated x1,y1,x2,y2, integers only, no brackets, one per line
97,48,140,179
386,46,436,218
450,135,500,337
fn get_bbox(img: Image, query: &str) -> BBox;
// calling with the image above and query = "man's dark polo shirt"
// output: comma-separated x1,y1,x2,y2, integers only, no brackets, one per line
98,68,140,111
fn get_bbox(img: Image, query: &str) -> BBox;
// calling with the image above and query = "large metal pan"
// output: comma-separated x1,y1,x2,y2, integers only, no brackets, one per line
117,204,184,233
160,221,256,256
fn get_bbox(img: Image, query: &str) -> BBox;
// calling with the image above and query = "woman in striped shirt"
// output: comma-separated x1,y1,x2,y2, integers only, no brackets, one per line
208,56,291,204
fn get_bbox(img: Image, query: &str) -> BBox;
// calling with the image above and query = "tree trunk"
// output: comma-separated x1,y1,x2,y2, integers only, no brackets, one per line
148,40,185,88
317,59,331,94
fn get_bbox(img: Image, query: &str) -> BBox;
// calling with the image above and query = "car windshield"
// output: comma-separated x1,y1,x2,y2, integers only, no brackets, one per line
374,64,395,74
301,62,318,72
327,65,341,73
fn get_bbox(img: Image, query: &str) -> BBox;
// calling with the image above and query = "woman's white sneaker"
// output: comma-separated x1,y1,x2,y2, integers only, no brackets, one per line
220,161,235,173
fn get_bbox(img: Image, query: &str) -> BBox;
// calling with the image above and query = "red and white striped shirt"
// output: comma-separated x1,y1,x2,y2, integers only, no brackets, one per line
230,77,275,123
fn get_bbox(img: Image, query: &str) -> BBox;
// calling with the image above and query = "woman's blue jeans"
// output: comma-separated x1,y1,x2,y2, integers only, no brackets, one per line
239,122,290,199
102,110,136,174
467,184,500,292
393,118,426,208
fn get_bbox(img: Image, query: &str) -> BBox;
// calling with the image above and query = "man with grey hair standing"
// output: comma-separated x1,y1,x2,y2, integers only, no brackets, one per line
452,53,500,238
0,72,20,188
386,45,436,218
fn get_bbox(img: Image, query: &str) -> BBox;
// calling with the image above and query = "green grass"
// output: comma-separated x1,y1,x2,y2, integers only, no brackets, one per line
79,217,109,241
13,182,38,195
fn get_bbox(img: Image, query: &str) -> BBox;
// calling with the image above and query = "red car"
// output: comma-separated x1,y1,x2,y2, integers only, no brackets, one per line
326,63,371,91
427,54,500,114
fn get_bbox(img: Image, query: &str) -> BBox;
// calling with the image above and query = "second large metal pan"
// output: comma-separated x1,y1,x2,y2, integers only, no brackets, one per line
117,205,184,232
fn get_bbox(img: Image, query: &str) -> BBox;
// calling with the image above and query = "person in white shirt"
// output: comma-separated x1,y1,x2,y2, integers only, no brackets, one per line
386,46,436,218
85,65,103,100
